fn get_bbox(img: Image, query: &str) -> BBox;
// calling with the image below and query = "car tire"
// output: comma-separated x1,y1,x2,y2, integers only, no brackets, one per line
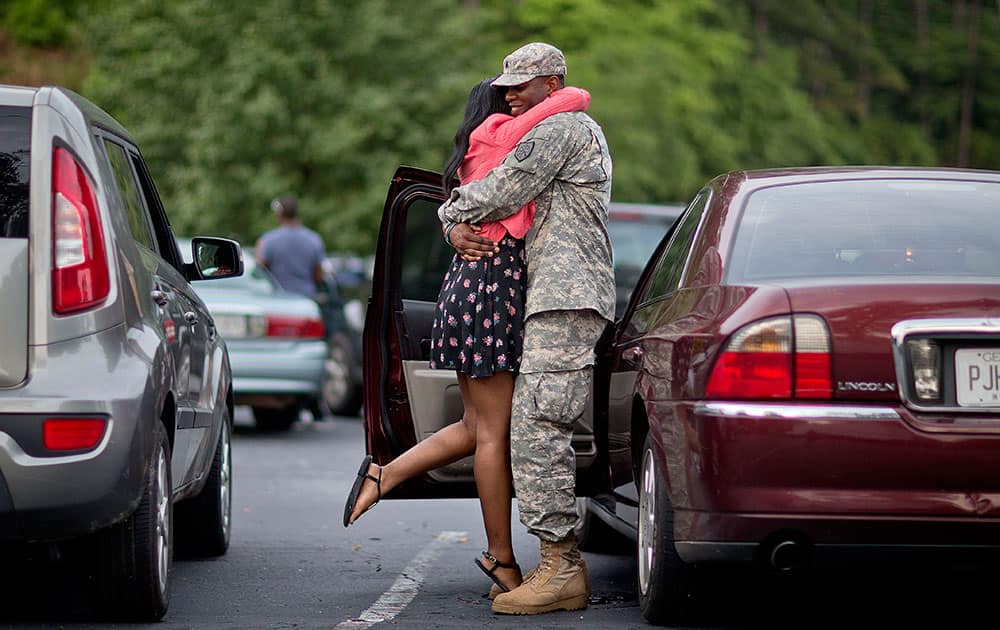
323,333,362,417
575,496,631,553
638,431,692,625
175,409,232,557
253,405,297,431
95,420,172,621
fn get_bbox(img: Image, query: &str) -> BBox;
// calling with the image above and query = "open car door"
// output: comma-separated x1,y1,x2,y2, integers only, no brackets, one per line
363,166,606,500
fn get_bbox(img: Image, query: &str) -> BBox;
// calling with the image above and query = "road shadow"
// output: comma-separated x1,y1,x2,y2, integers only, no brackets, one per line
0,537,227,624
592,554,1000,628
0,543,108,623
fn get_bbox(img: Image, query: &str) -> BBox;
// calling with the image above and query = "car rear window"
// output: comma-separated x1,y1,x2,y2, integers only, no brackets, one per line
0,106,31,239
727,179,1000,282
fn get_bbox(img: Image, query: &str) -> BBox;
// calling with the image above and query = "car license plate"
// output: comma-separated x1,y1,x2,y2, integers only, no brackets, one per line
955,348,1000,407
215,314,247,339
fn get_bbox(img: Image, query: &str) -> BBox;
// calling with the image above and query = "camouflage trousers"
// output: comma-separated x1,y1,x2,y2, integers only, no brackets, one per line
511,309,608,543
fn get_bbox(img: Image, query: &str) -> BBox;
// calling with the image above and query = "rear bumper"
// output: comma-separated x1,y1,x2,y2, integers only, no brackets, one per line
0,326,159,544
0,413,145,543
660,401,1000,556
227,339,326,397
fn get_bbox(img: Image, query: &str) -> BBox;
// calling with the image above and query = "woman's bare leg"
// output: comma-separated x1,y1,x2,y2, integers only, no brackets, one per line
467,370,521,590
348,375,477,525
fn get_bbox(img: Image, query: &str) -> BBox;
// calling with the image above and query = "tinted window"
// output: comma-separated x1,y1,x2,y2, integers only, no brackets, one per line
103,139,155,251
0,106,31,239
728,179,1000,282
130,152,183,268
400,197,453,302
638,191,709,303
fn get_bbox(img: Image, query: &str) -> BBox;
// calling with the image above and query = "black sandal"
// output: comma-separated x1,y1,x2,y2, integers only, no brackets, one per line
474,551,521,594
343,455,382,527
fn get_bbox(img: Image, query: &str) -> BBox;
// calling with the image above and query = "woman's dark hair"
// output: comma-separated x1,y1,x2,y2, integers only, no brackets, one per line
442,77,510,194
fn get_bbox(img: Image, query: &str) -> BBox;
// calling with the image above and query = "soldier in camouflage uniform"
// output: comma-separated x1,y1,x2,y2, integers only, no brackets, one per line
438,42,615,615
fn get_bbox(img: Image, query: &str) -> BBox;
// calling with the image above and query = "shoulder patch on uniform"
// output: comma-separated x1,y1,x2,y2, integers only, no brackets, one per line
513,141,535,162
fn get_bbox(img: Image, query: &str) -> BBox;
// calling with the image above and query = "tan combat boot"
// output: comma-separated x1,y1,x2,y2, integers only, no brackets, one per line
491,534,590,615
487,565,536,601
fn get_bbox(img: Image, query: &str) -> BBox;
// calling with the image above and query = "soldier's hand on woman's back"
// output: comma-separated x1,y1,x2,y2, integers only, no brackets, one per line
448,223,499,261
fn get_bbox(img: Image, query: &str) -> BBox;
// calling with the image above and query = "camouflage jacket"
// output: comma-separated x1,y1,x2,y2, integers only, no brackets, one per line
438,111,615,322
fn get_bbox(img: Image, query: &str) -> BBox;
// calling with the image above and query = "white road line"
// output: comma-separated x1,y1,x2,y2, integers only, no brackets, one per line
334,530,468,630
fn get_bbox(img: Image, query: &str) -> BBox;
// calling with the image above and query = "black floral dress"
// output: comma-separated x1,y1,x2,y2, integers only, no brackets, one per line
429,236,527,378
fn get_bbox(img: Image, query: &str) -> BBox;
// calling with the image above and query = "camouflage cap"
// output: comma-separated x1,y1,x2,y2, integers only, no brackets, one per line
491,42,567,88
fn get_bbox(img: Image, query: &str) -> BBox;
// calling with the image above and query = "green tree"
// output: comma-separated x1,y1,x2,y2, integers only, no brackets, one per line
81,0,1000,253
740,0,999,169
3,0,79,46
84,0,503,252
487,0,859,202
483,0,747,201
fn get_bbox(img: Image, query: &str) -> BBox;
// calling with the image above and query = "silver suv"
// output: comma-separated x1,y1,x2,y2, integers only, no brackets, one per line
0,85,242,620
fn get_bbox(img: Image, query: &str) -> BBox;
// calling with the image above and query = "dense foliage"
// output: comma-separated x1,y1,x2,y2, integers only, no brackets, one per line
2,0,997,253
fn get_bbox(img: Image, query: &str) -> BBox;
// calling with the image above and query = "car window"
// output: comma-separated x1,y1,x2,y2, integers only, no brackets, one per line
608,205,682,318
727,179,1000,282
637,191,709,304
103,139,156,251
0,105,31,239
400,197,453,302
129,151,185,270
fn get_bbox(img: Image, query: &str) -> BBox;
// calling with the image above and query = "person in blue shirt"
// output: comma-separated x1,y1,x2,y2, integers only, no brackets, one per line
256,196,325,297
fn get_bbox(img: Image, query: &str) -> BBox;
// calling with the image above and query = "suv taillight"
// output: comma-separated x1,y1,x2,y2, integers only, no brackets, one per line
43,417,108,451
706,315,832,399
51,147,109,314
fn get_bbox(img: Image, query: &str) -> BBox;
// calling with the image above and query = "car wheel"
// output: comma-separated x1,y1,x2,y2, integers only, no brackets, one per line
253,405,297,431
638,431,692,625
176,408,232,557
96,420,172,620
575,496,630,553
323,334,362,417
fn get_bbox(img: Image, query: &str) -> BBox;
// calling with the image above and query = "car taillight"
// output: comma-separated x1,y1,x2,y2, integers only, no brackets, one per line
706,315,831,400
707,317,793,398
42,417,107,451
266,315,325,339
793,316,832,398
51,147,110,314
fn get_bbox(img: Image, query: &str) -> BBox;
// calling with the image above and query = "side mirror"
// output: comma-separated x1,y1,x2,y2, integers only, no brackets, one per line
185,237,244,281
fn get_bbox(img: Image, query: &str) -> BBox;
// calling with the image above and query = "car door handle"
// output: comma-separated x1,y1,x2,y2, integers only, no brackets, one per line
184,311,199,325
622,346,644,362
151,290,169,306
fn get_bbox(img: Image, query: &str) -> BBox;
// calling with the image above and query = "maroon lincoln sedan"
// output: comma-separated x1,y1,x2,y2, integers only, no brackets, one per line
600,167,1000,623
361,166,1000,626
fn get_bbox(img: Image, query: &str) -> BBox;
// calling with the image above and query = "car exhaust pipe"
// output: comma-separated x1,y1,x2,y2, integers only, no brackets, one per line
769,540,806,572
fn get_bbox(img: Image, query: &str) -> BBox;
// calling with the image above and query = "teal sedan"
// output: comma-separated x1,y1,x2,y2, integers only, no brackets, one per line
181,241,327,431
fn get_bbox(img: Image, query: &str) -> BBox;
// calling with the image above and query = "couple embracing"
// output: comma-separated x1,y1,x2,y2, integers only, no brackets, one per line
344,42,615,616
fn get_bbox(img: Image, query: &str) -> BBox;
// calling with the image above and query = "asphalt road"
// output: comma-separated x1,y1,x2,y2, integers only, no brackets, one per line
3,408,999,629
